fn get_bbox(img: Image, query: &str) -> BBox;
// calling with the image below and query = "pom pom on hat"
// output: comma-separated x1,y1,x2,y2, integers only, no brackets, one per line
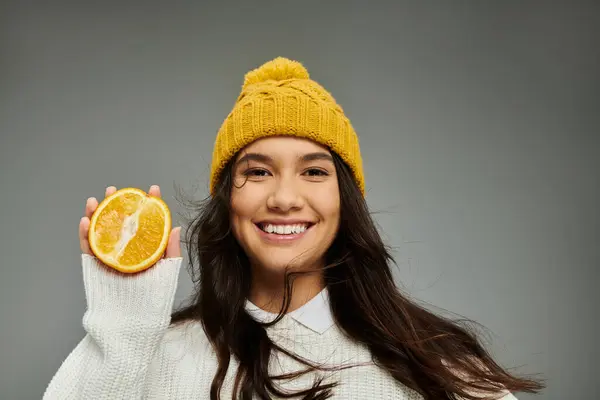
242,57,310,89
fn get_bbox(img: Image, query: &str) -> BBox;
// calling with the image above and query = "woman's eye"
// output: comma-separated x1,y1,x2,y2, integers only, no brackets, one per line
305,168,328,177
243,168,270,177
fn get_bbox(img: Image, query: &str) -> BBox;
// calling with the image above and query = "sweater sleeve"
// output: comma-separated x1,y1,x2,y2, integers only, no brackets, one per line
43,254,182,400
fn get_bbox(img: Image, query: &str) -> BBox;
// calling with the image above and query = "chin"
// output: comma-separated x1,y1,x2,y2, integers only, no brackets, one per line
253,248,319,273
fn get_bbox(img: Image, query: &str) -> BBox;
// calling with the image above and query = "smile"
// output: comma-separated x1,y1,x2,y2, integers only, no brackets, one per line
259,223,310,235
254,221,316,242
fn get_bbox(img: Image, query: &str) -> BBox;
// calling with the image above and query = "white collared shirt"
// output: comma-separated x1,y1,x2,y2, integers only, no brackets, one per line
245,288,335,335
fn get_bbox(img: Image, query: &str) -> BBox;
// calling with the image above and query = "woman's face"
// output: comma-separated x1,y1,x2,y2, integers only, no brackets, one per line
230,136,340,275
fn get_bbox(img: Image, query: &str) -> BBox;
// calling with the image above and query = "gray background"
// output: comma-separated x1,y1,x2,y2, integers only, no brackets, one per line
1,1,598,399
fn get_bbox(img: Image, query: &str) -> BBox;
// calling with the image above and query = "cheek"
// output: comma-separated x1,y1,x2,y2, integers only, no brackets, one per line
315,186,341,229
230,191,248,237
231,187,255,216
230,188,262,237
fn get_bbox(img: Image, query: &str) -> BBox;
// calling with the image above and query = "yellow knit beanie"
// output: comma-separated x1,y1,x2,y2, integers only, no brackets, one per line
209,57,364,195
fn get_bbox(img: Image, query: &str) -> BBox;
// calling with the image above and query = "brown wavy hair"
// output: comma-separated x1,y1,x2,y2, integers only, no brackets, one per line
171,151,544,399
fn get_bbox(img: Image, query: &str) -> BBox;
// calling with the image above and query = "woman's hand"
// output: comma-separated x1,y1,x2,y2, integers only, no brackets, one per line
79,185,181,259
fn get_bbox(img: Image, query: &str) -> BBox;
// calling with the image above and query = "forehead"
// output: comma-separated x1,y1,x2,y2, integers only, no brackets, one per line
235,136,331,160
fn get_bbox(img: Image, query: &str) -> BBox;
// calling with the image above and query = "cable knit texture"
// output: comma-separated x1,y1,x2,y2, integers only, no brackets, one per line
43,255,517,400
209,57,365,196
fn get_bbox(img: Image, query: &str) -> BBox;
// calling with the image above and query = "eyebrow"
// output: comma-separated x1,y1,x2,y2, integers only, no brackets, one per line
235,151,333,166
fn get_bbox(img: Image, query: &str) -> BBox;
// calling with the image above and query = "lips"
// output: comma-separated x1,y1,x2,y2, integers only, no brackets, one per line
254,220,315,242
258,223,310,235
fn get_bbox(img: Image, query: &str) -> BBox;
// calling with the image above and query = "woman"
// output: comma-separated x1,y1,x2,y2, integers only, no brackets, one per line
44,57,544,399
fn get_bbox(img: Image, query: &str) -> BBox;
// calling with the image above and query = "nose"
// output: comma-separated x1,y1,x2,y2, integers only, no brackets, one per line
266,177,304,212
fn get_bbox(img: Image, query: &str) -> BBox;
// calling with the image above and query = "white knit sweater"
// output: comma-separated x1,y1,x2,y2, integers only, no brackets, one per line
43,255,517,400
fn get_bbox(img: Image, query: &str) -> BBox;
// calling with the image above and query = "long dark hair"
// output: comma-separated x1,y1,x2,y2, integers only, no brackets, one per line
171,151,544,399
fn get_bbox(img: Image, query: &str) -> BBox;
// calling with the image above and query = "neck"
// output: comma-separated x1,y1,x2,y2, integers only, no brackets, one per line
248,266,325,314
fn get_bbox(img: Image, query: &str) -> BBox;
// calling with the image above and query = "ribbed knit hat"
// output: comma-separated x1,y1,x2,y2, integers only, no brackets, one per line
209,57,364,195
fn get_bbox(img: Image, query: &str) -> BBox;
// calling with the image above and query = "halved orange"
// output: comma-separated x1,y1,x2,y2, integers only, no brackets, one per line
88,187,171,273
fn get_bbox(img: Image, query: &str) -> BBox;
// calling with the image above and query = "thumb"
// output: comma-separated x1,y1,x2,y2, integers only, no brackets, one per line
164,226,182,258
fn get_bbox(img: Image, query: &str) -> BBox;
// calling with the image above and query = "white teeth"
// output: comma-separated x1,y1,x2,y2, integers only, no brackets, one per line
262,224,309,235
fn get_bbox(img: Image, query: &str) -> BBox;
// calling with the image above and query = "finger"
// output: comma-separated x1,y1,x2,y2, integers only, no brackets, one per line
164,227,181,258
105,186,117,198
85,197,98,219
79,217,91,254
149,185,161,198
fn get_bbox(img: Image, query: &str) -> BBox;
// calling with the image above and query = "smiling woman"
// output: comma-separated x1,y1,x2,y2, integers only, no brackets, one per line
43,57,544,399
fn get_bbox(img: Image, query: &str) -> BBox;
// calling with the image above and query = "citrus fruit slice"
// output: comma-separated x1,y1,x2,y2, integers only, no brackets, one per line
88,187,171,273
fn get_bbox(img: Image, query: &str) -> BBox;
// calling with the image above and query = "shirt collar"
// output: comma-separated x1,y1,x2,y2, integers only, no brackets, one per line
244,289,335,335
